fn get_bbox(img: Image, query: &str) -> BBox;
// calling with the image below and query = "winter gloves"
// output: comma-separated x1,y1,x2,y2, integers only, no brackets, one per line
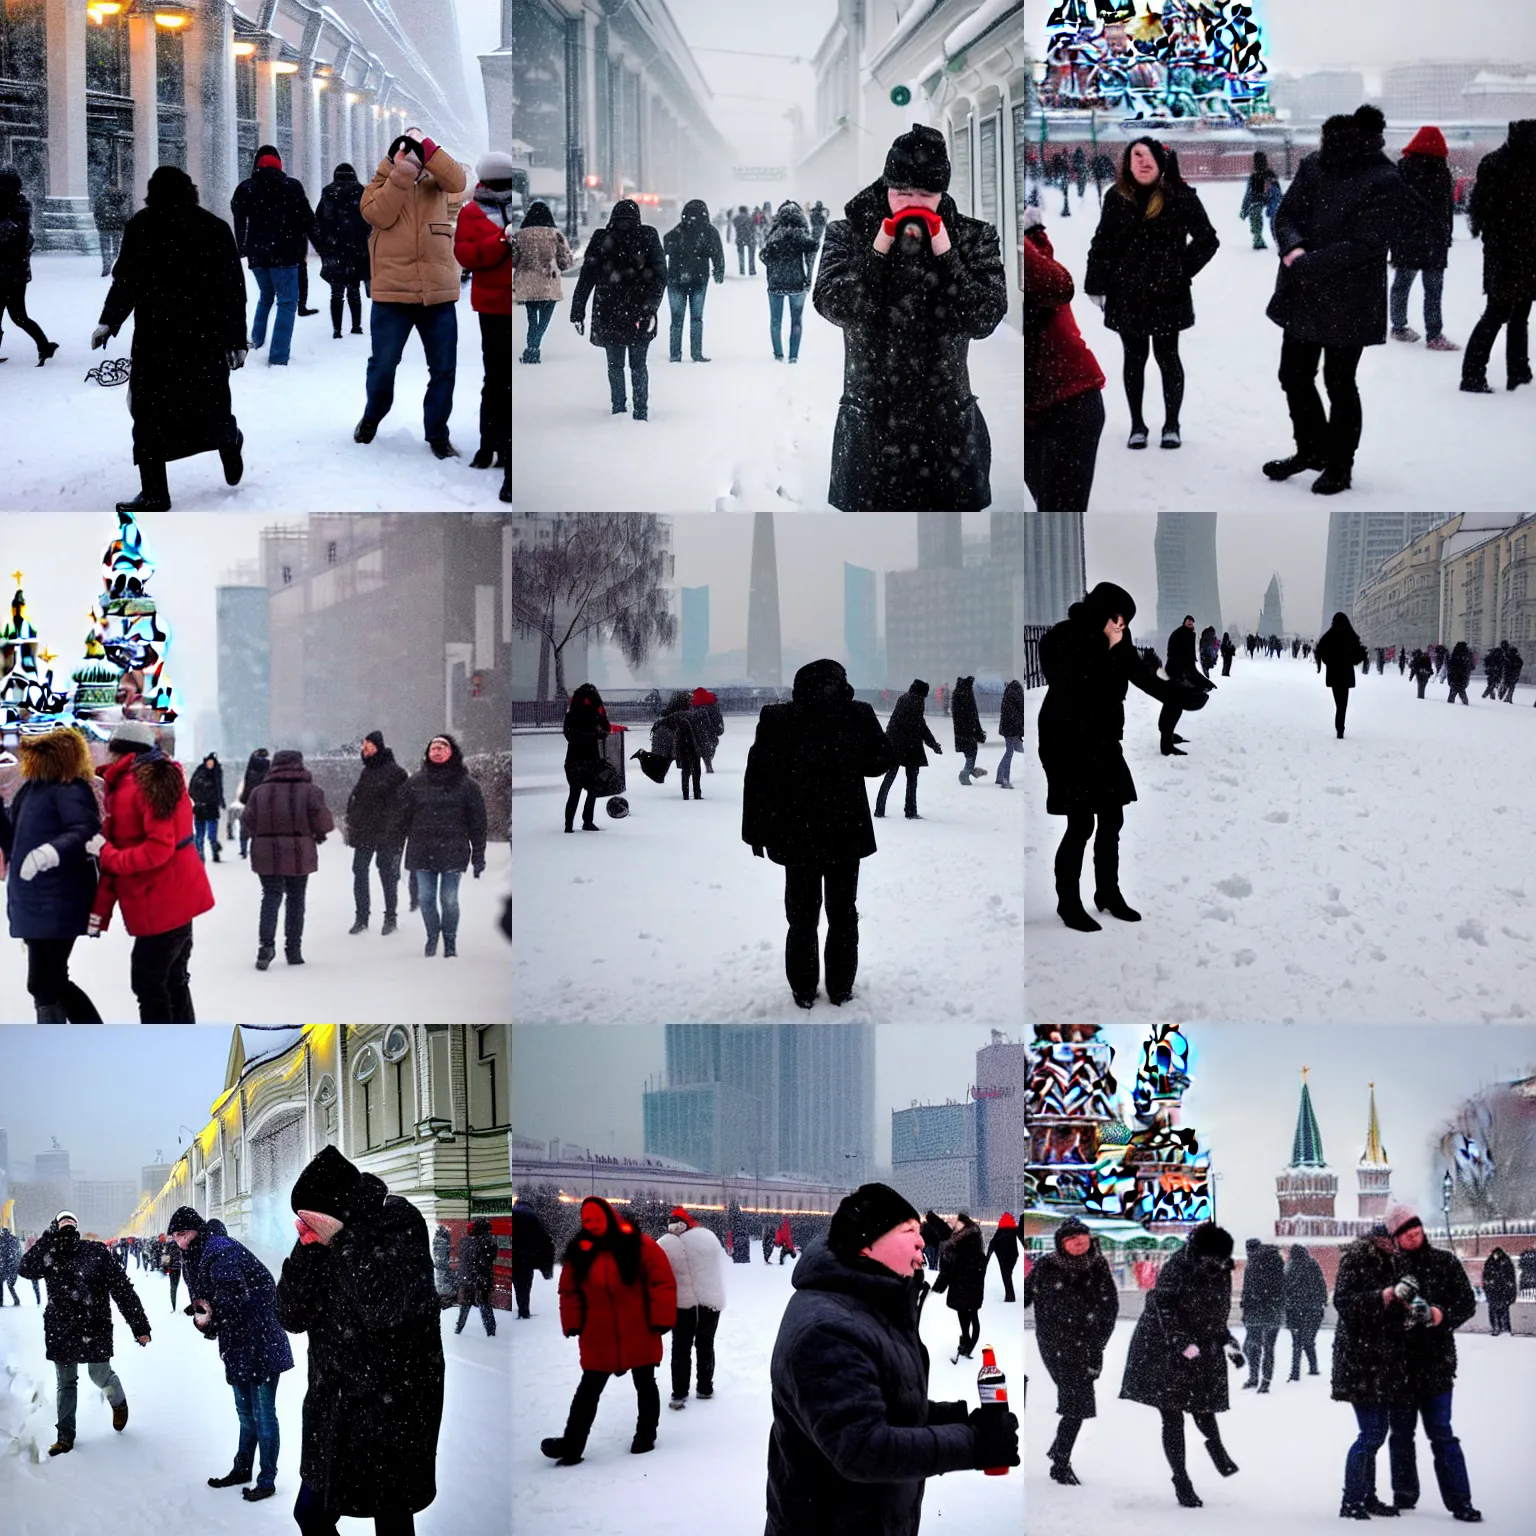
968,1405,1020,1470
882,207,944,239
85,834,106,856
18,843,60,880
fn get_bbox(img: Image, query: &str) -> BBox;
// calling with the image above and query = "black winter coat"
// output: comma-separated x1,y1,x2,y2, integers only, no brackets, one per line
0,778,100,941
314,171,371,285
18,1226,151,1364
569,204,667,348
987,1225,1020,1270
240,751,271,801
1283,1247,1328,1328
1240,1244,1286,1327
884,688,941,769
1331,1237,1411,1405
395,759,487,875
1024,1244,1119,1418
0,179,35,286
1391,152,1454,271
345,749,408,847
1315,623,1368,689
511,1202,554,1278
188,759,225,820
949,677,985,752
1482,1249,1517,1308
663,200,725,288
767,1241,977,1536
1468,122,1536,304
1447,643,1475,689
814,180,1007,511
934,1224,986,1312
1166,623,1200,684
276,1176,444,1517
563,692,612,789
1084,181,1219,335
1120,1250,1236,1414
456,1223,499,1289
1398,1239,1476,1399
999,680,1025,740
231,165,317,267
732,210,759,248
0,1228,19,1281
741,661,892,867
761,208,819,293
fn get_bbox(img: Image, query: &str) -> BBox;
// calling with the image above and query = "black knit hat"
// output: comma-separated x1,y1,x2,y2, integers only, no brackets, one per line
1054,1216,1091,1252
167,1206,205,1236
290,1144,363,1221
1188,1221,1234,1260
1082,581,1137,625
828,1183,921,1260
364,730,385,750
909,679,929,696
884,125,950,193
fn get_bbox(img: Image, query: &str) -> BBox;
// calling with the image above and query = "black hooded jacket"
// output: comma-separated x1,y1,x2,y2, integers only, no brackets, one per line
1331,1237,1411,1405
883,682,942,769
1315,615,1368,689
19,1224,152,1364
999,680,1025,740
761,203,820,293
949,676,985,752
1283,1245,1328,1327
314,166,371,285
0,168,36,286
1240,1242,1286,1328
1468,120,1536,303
1120,1248,1237,1414
1391,151,1454,271
1023,1227,1119,1389
663,199,725,288
570,200,667,347
188,756,225,820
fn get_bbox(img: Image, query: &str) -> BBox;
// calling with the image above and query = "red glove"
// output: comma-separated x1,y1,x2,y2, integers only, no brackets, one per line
421,137,439,164
295,1218,321,1246
882,207,944,238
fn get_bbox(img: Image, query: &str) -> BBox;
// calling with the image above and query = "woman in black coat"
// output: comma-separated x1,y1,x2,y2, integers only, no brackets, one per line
0,166,57,365
934,1215,987,1362
562,684,611,832
1482,1246,1517,1334
760,201,819,362
1085,137,1218,450
1119,1222,1243,1508
1446,640,1474,704
394,734,487,958
1313,611,1369,737
1036,582,1206,931
950,675,987,784
313,163,371,338
1389,128,1457,347
569,199,667,420
1024,1217,1119,1485
875,679,942,819
996,679,1025,788
1283,1243,1328,1378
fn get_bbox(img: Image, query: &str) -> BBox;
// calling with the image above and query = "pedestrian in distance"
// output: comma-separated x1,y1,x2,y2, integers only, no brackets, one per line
393,733,488,958
161,1229,183,1309
987,1212,1021,1301
1157,615,1214,755
562,684,612,833
814,124,1008,509
569,198,666,421
431,1224,454,1304
455,152,516,500
1447,640,1474,704
1461,118,1536,394
742,658,894,1010
688,686,723,772
1024,204,1107,512
1023,1216,1119,1486
1315,611,1369,737
951,675,988,784
312,163,371,339
1481,641,1506,698
1482,1246,1516,1334
732,204,759,276
18,1212,151,1456
167,1206,293,1502
242,748,335,971
345,730,408,935
1501,643,1523,700
93,165,247,512
1036,582,1207,931
230,144,318,368
934,1211,987,1362
235,747,270,858
921,1211,950,1273
0,166,57,365
765,1182,1019,1535
808,199,829,245
776,1217,798,1264
0,725,104,1021
276,1144,444,1534
87,720,214,1021
1239,149,1282,249
1390,126,1459,349
453,1217,500,1337
662,198,724,362
0,1223,23,1304
1239,1237,1286,1392
1085,136,1219,450
1410,647,1434,697
511,1197,555,1320
761,200,819,363
92,181,132,277
542,1196,677,1465
188,752,226,863
996,679,1025,788
1220,631,1235,676
657,1206,727,1409
1283,1243,1328,1379
509,199,572,367
874,678,941,819
355,130,468,458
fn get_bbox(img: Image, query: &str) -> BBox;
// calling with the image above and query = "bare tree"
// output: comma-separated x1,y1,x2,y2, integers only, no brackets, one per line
512,515,677,701
1436,1079,1536,1223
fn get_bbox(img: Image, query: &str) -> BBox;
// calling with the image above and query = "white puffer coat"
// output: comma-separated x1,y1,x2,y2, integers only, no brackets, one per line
657,1223,728,1311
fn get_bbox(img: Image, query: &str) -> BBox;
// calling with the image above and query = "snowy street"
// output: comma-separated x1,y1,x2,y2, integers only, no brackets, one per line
1,257,508,512
512,711,1024,1024
1025,1316,1535,1533
1028,179,1535,512
513,1251,1022,1533
510,260,1025,513
1024,652,1536,1024
0,1278,508,1535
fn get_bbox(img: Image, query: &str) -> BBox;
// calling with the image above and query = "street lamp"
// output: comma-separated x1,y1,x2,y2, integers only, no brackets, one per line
1442,1169,1454,1247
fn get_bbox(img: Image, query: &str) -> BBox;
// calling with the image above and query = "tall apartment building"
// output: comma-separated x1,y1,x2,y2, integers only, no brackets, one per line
1320,513,1443,632
1154,514,1222,640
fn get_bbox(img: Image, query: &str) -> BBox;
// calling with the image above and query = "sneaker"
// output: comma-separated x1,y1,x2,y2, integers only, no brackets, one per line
1391,326,1421,342
1364,1497,1400,1518
1127,426,1149,449
696,1388,713,1400
692,355,712,362
669,1397,688,1410
1425,335,1460,351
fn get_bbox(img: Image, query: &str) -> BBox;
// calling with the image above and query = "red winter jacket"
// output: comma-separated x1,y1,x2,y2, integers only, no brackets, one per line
93,752,215,936
558,1234,678,1373
1025,227,1106,426
454,196,512,316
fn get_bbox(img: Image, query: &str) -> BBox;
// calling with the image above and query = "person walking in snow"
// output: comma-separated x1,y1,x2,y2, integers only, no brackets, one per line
161,1228,184,1309
934,1212,987,1363
394,733,488,958
875,678,942,818
808,200,829,245
312,162,371,339
1315,611,1369,738
663,198,724,362
570,199,667,422
1158,614,1211,757
657,1207,727,1409
242,748,335,971
1220,631,1235,676
1239,1236,1286,1393
230,144,318,369
0,1224,23,1305
454,152,516,499
1447,640,1474,704
0,166,58,367
996,679,1025,789
1500,643,1523,700
761,200,819,363
510,200,572,368
188,752,225,863
236,747,270,858
454,1218,499,1337
511,1199,555,1320
1481,641,1507,698
687,687,723,773
920,1211,950,1273
987,1212,1021,1301
1239,150,1282,249
1461,119,1536,395
1390,126,1459,350
92,181,132,277
563,685,612,833
1482,1246,1516,1334
345,730,408,935
1410,647,1434,698
1283,1243,1328,1379
950,675,988,785
732,204,759,276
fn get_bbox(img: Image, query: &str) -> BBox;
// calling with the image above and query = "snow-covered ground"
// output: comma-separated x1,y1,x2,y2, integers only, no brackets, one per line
0,841,510,1023
1027,179,1534,512
1026,1315,1535,1533
0,1273,509,1534
514,1249,1022,1532
2,256,507,512
1024,654,1536,1023
510,254,1025,512
512,713,1024,1023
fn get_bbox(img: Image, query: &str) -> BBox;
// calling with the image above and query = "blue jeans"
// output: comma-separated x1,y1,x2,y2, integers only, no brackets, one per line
415,868,462,946
55,1360,124,1442
1388,1390,1473,1511
230,1375,281,1489
364,300,458,443
1343,1402,1390,1506
522,300,554,357
604,341,650,414
668,281,708,359
194,816,221,860
768,289,806,359
1390,266,1444,339
250,264,299,364
997,734,1022,783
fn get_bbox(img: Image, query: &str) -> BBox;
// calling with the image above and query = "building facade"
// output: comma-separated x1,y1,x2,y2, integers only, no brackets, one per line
1439,515,1536,651
1256,573,1283,637
891,1100,977,1212
1274,1070,1394,1243
844,562,879,688
1021,511,1085,628
974,1032,1026,1212
680,585,709,677
1352,516,1463,650
1320,512,1443,631
1154,513,1221,640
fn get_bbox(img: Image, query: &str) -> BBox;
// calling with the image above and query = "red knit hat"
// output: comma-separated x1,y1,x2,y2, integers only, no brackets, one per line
1384,1201,1423,1239
997,1211,1017,1229
669,1206,697,1228
1403,126,1448,158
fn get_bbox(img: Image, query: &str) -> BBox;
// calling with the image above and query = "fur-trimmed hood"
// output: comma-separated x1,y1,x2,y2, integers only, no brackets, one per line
19,727,94,785
104,750,189,821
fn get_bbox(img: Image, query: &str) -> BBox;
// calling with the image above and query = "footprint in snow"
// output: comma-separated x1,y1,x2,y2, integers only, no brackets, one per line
1456,918,1489,947
1215,874,1252,899
1501,926,1532,942
1323,902,1350,919
1263,811,1290,823
1233,949,1256,967
1202,905,1234,923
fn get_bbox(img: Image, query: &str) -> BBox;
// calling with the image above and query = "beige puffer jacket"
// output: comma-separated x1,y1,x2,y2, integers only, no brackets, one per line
360,147,469,306
510,226,573,303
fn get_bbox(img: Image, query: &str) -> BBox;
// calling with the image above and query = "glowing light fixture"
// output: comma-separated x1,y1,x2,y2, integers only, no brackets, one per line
96,1,123,13
273,61,299,74
232,41,256,56
154,12,190,29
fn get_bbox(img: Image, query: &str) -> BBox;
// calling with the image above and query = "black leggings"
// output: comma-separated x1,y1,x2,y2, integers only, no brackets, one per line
0,280,51,353
1025,387,1106,512
1121,331,1185,431
25,937,102,1020
1055,804,1125,894
956,1308,981,1356
1332,684,1350,734
1160,1407,1223,1476
327,278,362,332
564,783,597,828
1052,1412,1084,1459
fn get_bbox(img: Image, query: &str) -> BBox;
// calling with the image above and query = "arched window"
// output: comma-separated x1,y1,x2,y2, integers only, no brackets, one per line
381,1027,413,1141
314,1074,338,1146
353,1047,381,1150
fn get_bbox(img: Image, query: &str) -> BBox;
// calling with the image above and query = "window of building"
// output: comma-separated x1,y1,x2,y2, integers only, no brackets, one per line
230,1138,242,1196
382,1027,412,1140
951,119,972,217
470,1027,500,1129
327,540,338,565
314,1075,338,1146
978,112,1000,231
354,1047,380,1149
281,564,292,585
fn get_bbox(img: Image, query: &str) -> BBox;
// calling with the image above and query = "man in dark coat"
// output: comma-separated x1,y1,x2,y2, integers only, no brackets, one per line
569,199,667,419
1263,104,1427,495
93,182,132,276
237,747,271,858
997,678,1025,788
986,1211,1020,1301
1158,614,1210,756
230,144,319,367
345,730,408,935
18,1212,152,1456
1023,1217,1118,1485
920,1210,950,1272
809,200,829,244
0,1224,23,1304
950,676,988,784
1447,640,1474,704
1283,1243,1328,1379
1462,119,1536,392
732,204,758,274
94,165,248,512
313,163,371,337
1481,1246,1516,1334
662,198,724,362
277,1145,444,1527
455,1218,500,1337
813,125,1008,510
741,658,893,1009
243,749,335,969
1389,126,1457,347
0,166,56,363
1383,1202,1481,1520
875,678,941,819
511,1199,555,1319
168,1206,294,1501
188,752,226,863
1481,641,1507,698
766,1184,1016,1535
1239,1236,1286,1392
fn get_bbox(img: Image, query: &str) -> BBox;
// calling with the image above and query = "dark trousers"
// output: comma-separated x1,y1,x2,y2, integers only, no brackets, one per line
564,782,598,829
169,1270,180,1307
1,1277,18,1304
456,1281,497,1335
1278,335,1364,468
352,842,402,921
1488,1302,1512,1333
1158,699,1183,750
1449,682,1469,704
875,763,920,817
1024,387,1105,512
1463,295,1532,385
25,936,101,1020
1055,804,1125,902
522,299,555,356
194,816,221,860
737,240,756,275
1289,1319,1320,1375
560,1365,660,1457
478,311,511,454
678,749,702,799
670,1304,720,1398
130,923,195,1022
1344,1403,1391,1505
1221,655,1232,675
0,279,52,354
229,1374,280,1489
955,1307,981,1356
327,277,363,333
1332,683,1351,735
605,340,651,414
1388,1390,1473,1511
668,280,708,359
99,228,122,275
1160,1407,1223,1476
1390,264,1445,338
1417,676,1429,698
512,1267,534,1318
258,873,309,952
364,300,457,442
1244,1322,1279,1386
294,1479,413,1536
998,1258,1017,1302
783,860,860,1002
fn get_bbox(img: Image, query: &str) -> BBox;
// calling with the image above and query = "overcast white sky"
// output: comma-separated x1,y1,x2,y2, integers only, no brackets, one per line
454,0,502,153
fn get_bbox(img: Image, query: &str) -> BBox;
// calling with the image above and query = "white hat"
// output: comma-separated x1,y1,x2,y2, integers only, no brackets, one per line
108,720,157,751
55,1211,78,1226
476,150,517,182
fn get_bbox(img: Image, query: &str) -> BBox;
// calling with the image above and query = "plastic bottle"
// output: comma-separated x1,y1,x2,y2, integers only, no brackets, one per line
977,1344,1009,1476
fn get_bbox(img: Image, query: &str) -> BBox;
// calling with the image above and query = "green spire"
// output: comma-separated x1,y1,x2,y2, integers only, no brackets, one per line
1290,1068,1326,1167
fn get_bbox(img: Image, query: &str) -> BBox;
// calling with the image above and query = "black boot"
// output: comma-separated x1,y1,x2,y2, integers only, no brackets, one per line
1055,845,1102,931
117,459,171,513
381,914,397,936
1312,464,1353,495
1263,451,1326,480
470,445,496,469
34,1003,68,1022
540,1438,583,1466
220,427,244,486
1205,1437,1239,1476
349,917,369,935
207,1469,251,1488
1364,1497,1400,1517
1049,1455,1081,1485
1339,1500,1372,1519
255,945,275,971
1173,1473,1203,1508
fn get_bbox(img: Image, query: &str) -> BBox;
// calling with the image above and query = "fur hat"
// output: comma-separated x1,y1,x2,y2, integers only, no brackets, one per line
19,726,94,784
1384,1202,1423,1239
476,150,517,182
1188,1221,1234,1260
884,125,950,193
828,1182,921,1261
1081,581,1137,625
909,679,930,696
